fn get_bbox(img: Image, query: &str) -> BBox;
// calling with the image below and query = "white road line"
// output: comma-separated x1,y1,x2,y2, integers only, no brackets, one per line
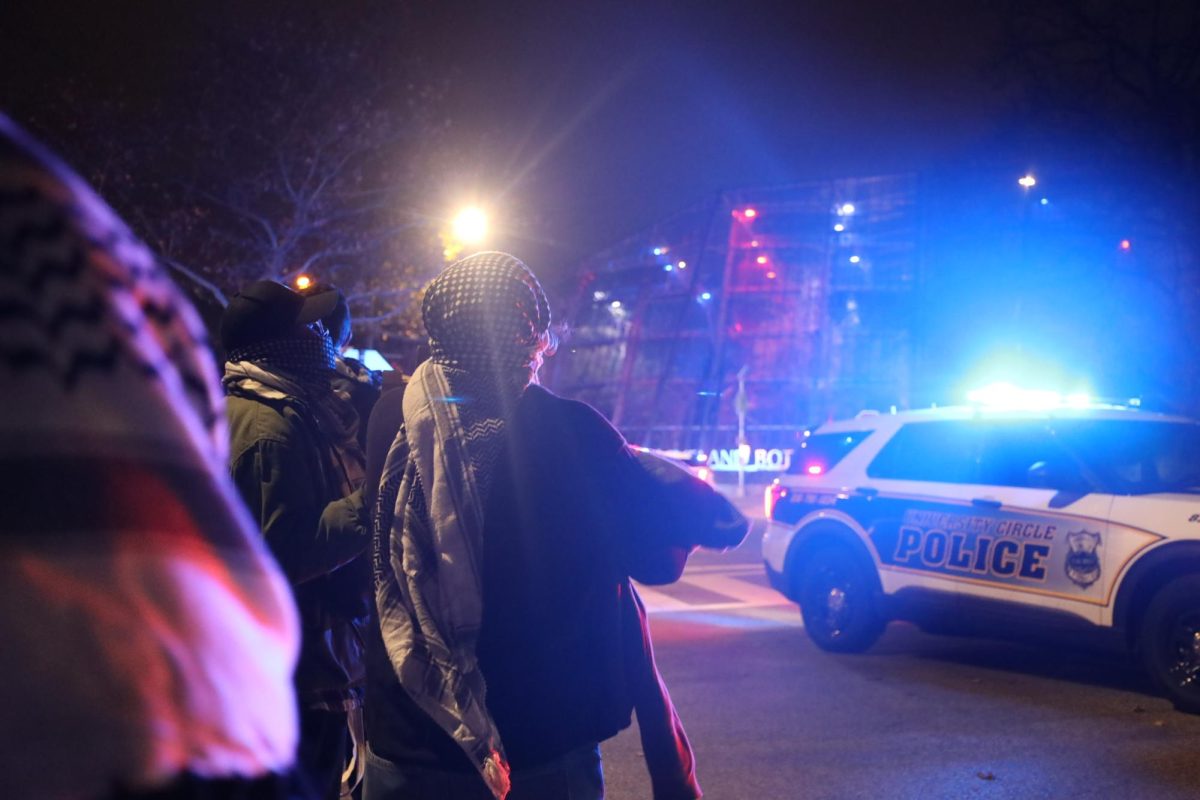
684,573,790,608
637,563,793,614
634,585,693,611
684,563,763,574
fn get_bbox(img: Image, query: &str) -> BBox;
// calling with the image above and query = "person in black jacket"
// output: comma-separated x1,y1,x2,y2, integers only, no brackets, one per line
300,282,384,452
363,252,747,800
221,280,371,800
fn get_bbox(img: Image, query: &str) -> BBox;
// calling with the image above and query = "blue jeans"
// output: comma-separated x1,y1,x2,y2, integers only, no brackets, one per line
363,743,604,800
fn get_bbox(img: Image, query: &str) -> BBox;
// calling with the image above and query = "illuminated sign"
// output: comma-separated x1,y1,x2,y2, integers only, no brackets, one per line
705,448,794,472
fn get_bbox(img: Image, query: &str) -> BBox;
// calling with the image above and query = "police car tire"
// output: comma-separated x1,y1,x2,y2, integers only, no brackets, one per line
1138,574,1200,714
797,543,885,653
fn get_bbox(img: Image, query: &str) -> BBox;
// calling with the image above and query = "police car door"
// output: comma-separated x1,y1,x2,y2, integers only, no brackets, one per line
863,419,1109,625
968,420,1111,623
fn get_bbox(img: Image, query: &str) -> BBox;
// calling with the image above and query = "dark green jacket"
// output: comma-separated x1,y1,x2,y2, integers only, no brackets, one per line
227,391,369,710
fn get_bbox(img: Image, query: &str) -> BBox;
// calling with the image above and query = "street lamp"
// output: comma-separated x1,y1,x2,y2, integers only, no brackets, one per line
1018,174,1037,189
442,206,490,262
452,206,488,245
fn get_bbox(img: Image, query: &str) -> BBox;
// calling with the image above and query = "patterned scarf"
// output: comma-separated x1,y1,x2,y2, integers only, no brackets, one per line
0,115,299,797
227,330,340,393
374,252,551,799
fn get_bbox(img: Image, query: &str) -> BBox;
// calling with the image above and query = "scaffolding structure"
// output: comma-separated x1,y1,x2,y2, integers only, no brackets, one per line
543,174,921,451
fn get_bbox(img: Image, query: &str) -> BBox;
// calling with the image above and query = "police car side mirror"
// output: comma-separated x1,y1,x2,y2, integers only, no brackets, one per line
1027,459,1089,493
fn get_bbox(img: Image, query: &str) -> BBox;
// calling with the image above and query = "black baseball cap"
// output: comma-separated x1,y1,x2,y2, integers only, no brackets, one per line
220,280,340,351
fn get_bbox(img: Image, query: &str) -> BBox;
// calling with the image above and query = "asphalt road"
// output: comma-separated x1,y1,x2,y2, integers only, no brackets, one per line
600,495,1200,800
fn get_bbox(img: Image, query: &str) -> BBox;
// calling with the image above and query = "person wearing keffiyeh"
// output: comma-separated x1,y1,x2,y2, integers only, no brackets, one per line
0,116,300,799
221,280,372,800
363,252,748,799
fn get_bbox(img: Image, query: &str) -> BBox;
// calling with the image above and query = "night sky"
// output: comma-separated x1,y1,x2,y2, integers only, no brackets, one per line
2,0,1005,272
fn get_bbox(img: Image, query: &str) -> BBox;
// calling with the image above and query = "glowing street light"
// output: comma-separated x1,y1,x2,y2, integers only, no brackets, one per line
1018,174,1037,189
452,206,489,245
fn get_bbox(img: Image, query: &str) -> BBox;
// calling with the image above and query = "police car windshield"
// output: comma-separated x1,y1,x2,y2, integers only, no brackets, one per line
1053,419,1200,494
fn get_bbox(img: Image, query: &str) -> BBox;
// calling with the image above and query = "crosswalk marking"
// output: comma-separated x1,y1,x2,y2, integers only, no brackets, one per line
636,563,794,614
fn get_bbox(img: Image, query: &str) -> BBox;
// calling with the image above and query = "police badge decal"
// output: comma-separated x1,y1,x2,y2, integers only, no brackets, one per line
1064,530,1102,588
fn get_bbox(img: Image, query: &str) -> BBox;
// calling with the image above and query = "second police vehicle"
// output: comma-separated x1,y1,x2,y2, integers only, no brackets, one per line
762,386,1200,712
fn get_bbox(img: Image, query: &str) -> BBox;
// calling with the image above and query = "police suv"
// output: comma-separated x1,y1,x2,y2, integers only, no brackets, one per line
761,397,1200,712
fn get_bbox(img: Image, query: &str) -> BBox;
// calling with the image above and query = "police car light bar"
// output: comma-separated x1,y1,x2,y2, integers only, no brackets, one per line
966,382,1093,411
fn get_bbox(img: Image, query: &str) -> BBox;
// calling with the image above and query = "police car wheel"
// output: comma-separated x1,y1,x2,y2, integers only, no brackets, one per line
1138,575,1200,714
797,544,884,653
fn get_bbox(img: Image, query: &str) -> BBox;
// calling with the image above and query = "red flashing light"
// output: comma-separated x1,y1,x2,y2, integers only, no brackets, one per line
806,464,824,476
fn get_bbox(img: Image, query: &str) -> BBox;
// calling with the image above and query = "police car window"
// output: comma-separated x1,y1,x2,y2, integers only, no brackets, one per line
866,421,983,483
789,431,872,474
1052,420,1200,494
975,422,1085,490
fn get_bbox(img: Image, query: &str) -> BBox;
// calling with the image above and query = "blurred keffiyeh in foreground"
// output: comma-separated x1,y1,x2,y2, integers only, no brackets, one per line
0,115,300,799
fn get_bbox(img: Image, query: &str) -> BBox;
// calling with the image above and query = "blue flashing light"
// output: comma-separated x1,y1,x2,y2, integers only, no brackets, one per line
966,382,1093,410
1040,197,1049,205
663,263,674,272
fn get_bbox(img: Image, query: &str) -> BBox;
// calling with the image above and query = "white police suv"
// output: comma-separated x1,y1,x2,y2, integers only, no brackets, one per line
762,393,1200,712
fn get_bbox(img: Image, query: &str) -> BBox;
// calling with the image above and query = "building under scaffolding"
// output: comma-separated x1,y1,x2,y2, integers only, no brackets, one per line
542,174,921,453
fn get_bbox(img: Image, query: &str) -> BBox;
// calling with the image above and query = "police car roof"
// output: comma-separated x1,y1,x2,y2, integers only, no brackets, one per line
816,404,1196,434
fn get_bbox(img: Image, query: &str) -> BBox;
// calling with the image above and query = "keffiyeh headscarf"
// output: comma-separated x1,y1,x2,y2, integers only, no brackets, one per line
374,252,551,799
0,116,299,797
223,328,366,496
